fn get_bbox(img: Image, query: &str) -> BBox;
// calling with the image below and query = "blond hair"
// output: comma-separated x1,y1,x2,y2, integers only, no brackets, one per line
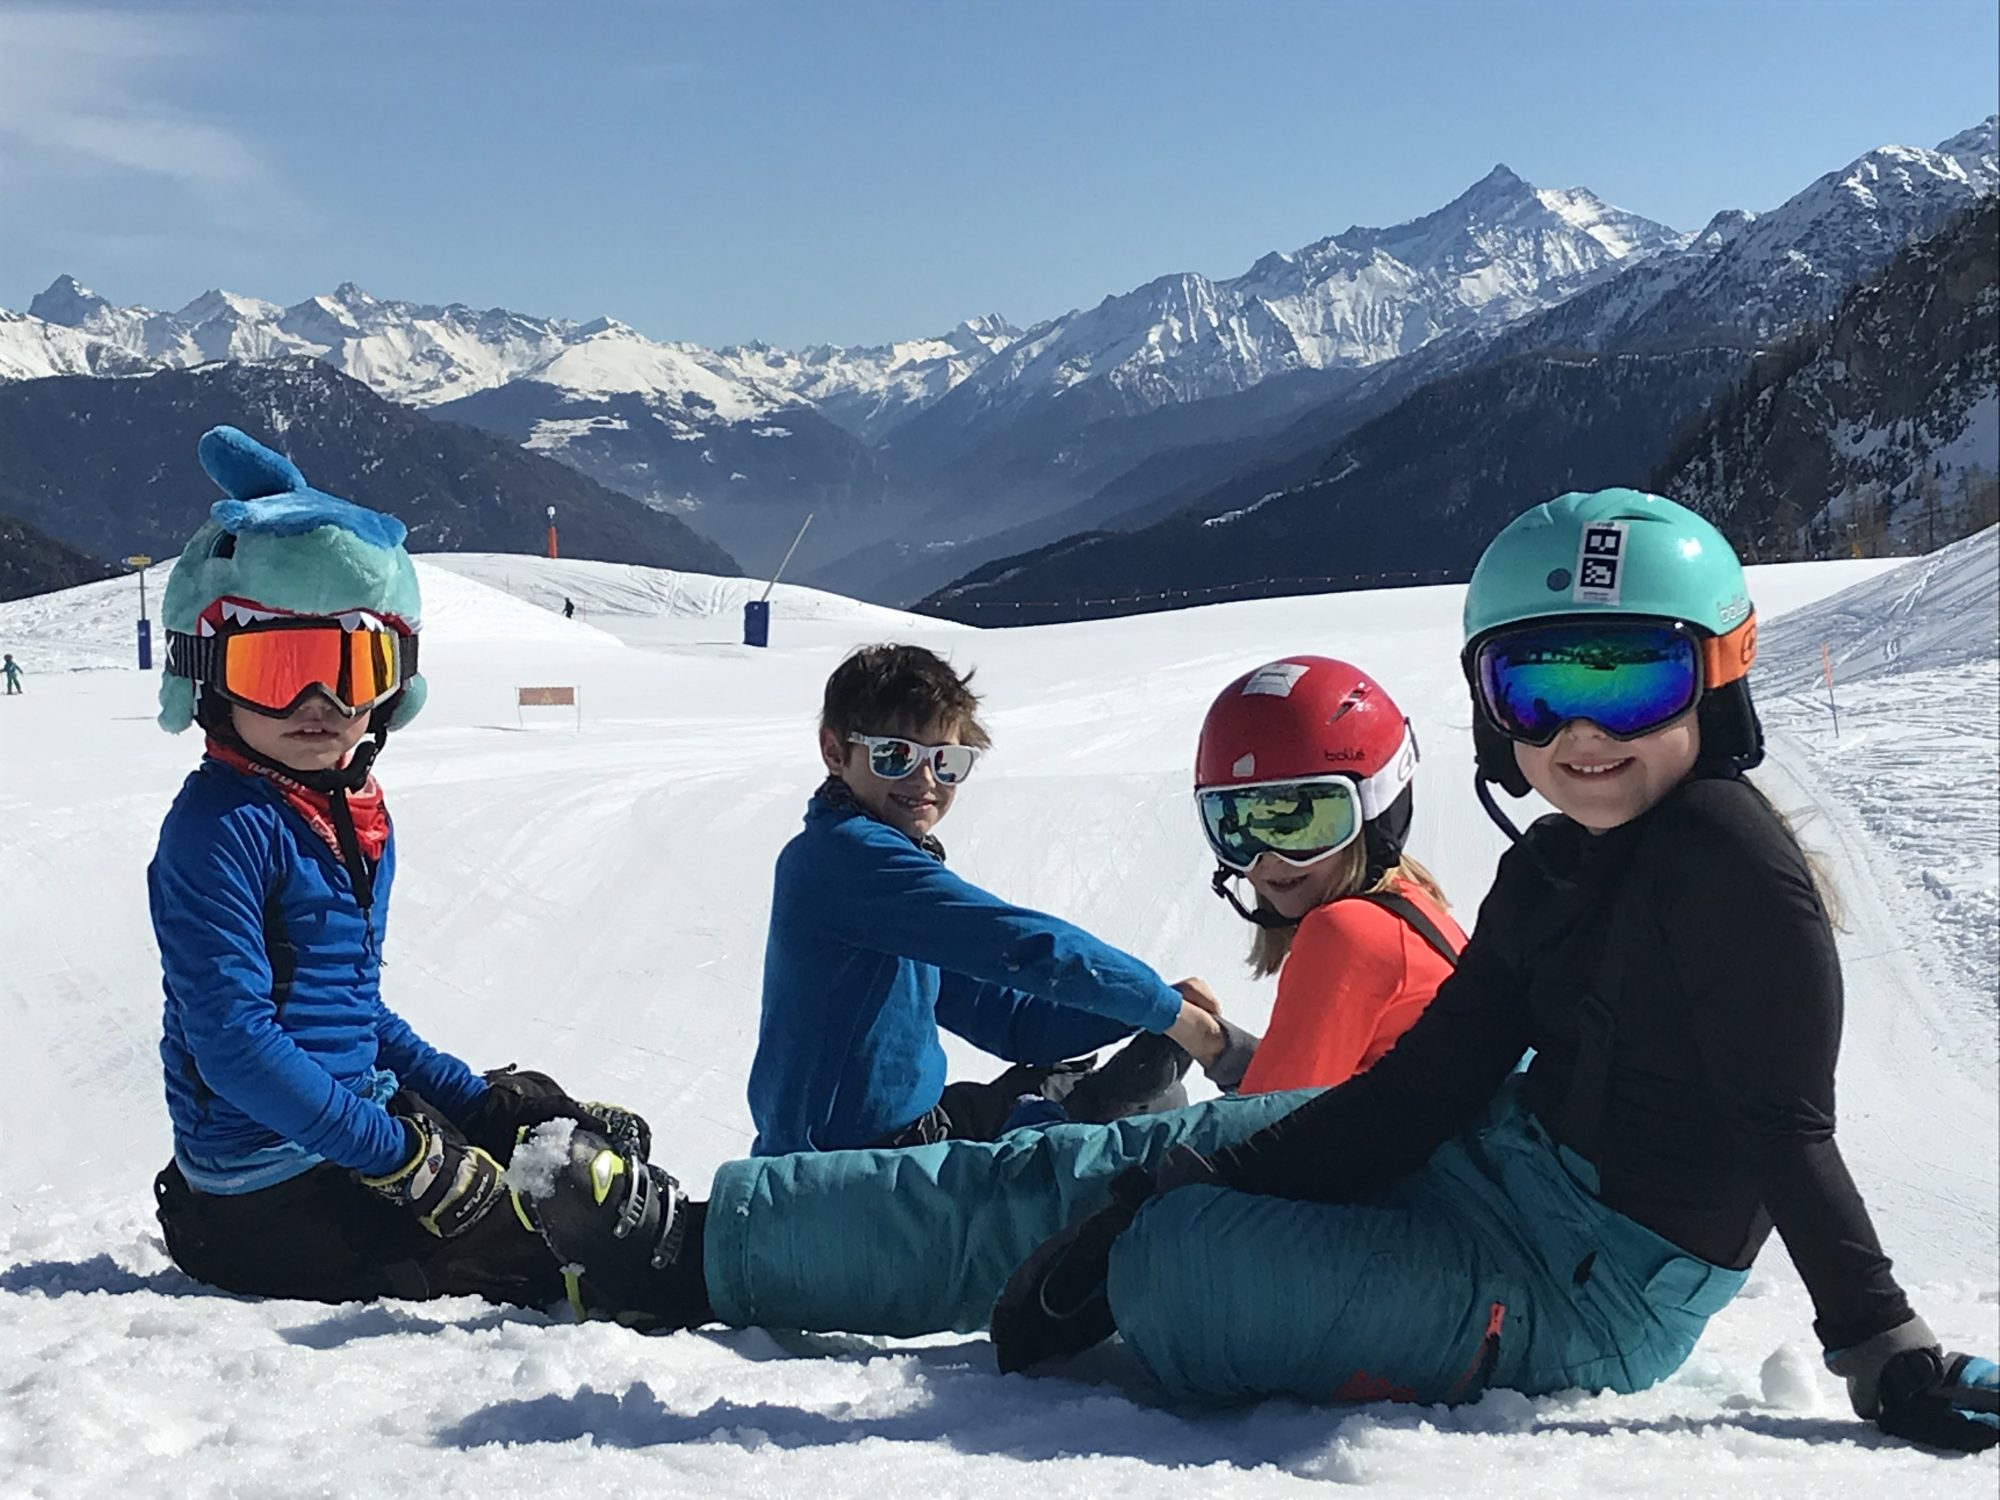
1246,850,1451,977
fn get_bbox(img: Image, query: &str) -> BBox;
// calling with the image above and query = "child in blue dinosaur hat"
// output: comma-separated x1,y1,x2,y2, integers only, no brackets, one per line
148,425,644,1305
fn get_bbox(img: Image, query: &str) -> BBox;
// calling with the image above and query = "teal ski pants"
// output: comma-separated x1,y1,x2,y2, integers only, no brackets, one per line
704,1080,1745,1406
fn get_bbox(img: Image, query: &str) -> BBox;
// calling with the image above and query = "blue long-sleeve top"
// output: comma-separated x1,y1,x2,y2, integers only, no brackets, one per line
748,789,1184,1155
151,760,487,1189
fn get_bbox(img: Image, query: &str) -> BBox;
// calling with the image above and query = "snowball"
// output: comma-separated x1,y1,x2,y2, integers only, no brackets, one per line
1759,1343,1824,1411
503,1117,578,1200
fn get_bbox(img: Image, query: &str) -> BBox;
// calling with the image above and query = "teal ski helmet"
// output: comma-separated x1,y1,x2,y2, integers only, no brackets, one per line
1461,489,1762,800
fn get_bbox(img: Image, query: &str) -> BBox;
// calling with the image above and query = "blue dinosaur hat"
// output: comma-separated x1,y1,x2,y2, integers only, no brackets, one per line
158,426,427,733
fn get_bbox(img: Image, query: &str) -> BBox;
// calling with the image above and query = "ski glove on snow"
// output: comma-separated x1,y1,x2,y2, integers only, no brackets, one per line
1827,1316,2000,1453
458,1066,653,1163
359,1109,506,1239
990,1144,1222,1374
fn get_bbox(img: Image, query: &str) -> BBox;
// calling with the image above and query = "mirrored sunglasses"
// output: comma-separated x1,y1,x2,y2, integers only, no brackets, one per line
849,733,981,785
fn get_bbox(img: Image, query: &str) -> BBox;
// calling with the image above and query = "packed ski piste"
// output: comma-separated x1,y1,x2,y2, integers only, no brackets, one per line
0,429,1993,1497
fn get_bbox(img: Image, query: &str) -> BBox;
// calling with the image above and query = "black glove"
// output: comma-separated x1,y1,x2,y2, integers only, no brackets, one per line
990,1145,1220,1374
358,1110,505,1239
459,1066,653,1161
1828,1316,2000,1453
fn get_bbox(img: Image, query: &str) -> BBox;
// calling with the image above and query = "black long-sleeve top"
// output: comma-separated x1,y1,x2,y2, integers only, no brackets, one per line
1212,774,1913,1350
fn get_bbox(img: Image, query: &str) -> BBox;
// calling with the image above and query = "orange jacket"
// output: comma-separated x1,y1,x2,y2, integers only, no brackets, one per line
1236,881,1466,1096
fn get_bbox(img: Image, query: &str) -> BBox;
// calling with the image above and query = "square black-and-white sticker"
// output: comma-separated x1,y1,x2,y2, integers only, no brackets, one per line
1573,521,1627,605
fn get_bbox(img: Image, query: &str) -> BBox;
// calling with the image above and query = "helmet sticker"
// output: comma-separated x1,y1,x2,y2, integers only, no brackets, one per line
1717,591,1751,628
1573,521,1627,605
1326,682,1371,723
1231,753,1256,778
1241,662,1309,697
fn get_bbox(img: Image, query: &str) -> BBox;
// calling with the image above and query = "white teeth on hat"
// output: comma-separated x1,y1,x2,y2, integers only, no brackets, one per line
201,601,391,634
218,601,284,628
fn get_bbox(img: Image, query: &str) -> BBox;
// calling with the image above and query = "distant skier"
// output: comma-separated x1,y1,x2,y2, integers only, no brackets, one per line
745,642,1225,1156
562,596,575,619
146,426,645,1305
527,491,1996,1455
2,653,20,694
1178,656,1465,1097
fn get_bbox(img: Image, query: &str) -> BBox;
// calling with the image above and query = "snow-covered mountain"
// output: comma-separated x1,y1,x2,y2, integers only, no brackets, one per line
9,276,1019,437
0,307,151,381
905,165,1685,446
1,157,1682,455
717,316,1022,442
6,117,1993,601
1,281,1021,573
1660,197,1998,556
1489,117,1999,357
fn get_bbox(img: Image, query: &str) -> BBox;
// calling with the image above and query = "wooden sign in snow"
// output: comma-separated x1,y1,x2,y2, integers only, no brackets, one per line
516,685,581,728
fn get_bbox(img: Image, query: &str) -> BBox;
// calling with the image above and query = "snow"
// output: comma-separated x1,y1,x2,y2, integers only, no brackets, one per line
522,413,632,453
0,550,1992,1496
1757,528,2000,1008
504,1120,579,1201
526,328,791,421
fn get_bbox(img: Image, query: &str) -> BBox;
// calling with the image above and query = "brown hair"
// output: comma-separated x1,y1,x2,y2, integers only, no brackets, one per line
820,643,992,749
1246,851,1451,978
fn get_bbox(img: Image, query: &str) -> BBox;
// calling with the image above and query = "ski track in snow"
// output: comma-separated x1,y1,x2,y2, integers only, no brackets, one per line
0,548,1993,1498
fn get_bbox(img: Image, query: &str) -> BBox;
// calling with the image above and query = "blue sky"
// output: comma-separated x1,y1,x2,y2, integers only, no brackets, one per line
2,0,1995,349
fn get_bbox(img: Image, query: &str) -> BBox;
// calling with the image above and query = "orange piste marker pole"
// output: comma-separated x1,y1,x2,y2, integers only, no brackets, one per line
1820,642,1839,738
546,523,558,560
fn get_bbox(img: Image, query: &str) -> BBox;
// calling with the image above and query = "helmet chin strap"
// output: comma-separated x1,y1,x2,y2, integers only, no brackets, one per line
1210,865,1298,929
1475,774,1527,844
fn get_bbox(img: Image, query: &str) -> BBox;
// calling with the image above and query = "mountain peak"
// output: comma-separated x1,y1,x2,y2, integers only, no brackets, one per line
29,275,111,326
1424,162,1540,220
1934,114,1998,172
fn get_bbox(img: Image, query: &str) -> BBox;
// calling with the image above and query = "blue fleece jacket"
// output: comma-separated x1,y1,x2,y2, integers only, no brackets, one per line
748,791,1184,1155
151,760,487,1190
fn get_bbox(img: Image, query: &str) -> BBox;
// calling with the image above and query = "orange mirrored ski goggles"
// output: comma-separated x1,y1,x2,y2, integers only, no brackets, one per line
168,617,417,719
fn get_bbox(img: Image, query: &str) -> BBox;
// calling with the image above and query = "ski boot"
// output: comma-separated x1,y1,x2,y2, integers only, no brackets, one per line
530,1127,707,1330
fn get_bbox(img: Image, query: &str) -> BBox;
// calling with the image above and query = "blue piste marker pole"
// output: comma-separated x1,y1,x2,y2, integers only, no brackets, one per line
128,556,154,669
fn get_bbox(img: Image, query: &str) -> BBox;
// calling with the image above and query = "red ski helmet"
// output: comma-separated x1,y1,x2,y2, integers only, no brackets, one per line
1195,657,1419,904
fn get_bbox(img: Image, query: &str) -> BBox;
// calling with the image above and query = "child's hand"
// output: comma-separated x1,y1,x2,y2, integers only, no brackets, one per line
359,1111,505,1238
463,1066,653,1161
1172,977,1224,1018
1202,1017,1263,1094
1166,999,1226,1066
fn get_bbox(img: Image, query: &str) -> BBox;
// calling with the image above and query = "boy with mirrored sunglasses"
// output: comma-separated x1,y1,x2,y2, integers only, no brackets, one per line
748,642,1226,1156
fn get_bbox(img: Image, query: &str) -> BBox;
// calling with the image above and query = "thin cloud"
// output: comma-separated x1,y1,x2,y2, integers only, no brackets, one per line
0,6,293,224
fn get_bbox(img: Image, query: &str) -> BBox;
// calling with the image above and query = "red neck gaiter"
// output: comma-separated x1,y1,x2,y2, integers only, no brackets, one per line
206,737,390,865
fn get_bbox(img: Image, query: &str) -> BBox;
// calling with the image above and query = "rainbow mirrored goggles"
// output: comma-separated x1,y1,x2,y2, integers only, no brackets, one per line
1197,777,1362,872
1470,613,1756,747
168,604,418,719
848,733,981,785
